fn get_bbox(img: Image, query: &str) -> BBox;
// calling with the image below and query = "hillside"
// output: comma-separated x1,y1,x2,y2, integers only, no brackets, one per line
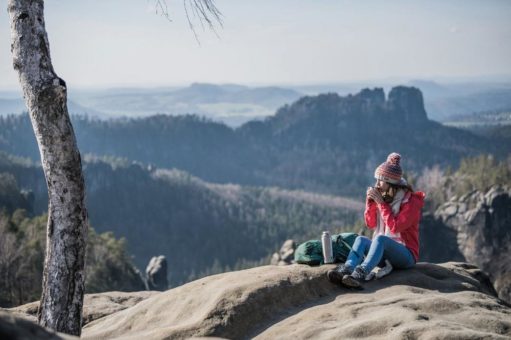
0,86,505,198
0,152,362,286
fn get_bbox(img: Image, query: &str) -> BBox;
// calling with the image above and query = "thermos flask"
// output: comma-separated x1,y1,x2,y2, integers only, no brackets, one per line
321,231,334,264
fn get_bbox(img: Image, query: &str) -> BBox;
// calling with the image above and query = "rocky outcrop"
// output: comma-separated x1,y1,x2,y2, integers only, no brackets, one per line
421,185,511,303
73,262,511,339
0,310,76,340
270,239,296,265
146,255,168,291
4,263,509,339
7,291,159,326
387,86,428,124
358,87,385,108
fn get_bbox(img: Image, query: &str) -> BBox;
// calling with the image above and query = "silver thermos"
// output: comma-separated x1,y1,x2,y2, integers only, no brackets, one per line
321,231,334,264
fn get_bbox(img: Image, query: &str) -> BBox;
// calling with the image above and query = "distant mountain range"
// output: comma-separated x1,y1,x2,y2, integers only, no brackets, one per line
2,81,511,126
0,86,506,198
1,85,509,285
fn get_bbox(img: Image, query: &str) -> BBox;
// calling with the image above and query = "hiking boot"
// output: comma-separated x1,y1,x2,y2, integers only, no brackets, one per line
327,264,353,285
341,265,367,289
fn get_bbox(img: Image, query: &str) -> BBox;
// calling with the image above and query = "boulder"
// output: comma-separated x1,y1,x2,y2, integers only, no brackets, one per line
146,255,168,291
270,239,295,265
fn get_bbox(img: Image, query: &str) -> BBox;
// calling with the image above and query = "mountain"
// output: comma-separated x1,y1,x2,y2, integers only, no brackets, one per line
0,86,505,198
424,87,511,122
0,152,362,285
0,97,104,118
0,84,303,127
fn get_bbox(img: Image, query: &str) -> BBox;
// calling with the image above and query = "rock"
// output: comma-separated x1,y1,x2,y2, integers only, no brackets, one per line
269,252,280,266
0,310,76,339
8,291,159,326
358,88,385,108
426,185,511,304
387,86,428,124
81,263,511,340
271,239,296,266
146,255,168,291
279,239,296,262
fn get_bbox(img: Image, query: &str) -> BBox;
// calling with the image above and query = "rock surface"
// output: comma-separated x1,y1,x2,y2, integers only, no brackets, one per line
76,262,510,340
8,291,159,326
421,185,511,303
0,310,76,340
146,255,169,291
270,239,296,266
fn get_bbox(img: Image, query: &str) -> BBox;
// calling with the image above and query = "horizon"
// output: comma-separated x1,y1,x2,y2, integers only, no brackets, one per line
1,1,511,90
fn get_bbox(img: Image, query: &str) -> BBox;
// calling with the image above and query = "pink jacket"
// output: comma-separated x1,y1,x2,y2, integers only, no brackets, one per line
364,191,425,261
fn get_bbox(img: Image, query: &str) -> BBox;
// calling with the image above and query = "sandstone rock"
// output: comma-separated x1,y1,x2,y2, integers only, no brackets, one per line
9,291,159,326
81,262,510,340
279,239,296,262
146,255,168,291
269,252,280,265
387,86,428,124
0,310,76,340
426,185,511,304
270,239,296,265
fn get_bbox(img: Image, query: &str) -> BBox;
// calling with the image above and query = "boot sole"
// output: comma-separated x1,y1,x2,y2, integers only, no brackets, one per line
341,275,364,289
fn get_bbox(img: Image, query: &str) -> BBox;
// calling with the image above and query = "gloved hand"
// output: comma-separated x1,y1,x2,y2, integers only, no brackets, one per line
367,187,384,204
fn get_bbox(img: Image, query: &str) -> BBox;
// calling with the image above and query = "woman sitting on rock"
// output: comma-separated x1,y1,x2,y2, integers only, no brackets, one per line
328,152,425,288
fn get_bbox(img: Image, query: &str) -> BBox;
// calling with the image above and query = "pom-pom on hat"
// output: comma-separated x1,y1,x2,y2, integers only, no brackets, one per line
375,152,403,184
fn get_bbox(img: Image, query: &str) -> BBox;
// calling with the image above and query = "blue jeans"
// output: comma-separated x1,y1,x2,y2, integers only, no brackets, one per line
345,235,415,273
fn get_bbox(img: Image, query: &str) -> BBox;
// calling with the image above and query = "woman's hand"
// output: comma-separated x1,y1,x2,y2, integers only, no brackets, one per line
367,187,384,204
366,187,374,202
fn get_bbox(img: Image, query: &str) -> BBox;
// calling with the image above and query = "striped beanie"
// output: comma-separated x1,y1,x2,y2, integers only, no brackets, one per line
374,152,403,184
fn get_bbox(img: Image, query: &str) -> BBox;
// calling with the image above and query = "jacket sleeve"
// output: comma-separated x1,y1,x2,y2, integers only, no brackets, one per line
378,198,421,234
364,200,378,229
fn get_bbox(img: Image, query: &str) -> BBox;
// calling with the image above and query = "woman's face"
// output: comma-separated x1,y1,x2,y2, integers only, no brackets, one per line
376,180,390,192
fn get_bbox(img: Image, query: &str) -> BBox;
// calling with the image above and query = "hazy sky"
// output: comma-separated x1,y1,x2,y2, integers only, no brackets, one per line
1,0,511,89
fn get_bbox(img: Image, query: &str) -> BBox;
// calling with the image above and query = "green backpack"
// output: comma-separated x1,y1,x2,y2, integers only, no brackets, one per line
294,232,358,265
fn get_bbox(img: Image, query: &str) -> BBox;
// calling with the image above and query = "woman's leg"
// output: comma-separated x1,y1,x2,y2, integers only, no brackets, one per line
360,235,415,273
327,236,372,285
344,236,372,269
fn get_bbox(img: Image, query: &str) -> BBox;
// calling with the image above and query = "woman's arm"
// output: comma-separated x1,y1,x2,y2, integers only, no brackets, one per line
364,200,378,229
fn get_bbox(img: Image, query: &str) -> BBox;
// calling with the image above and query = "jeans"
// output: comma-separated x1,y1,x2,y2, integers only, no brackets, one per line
345,235,415,273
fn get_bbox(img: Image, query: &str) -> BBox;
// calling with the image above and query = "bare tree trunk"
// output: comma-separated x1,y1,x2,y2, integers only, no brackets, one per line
8,0,88,336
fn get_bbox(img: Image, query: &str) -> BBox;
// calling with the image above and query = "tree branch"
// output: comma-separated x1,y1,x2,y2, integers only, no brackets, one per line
155,0,223,44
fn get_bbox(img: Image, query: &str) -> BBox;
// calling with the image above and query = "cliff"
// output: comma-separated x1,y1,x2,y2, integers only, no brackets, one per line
421,185,511,303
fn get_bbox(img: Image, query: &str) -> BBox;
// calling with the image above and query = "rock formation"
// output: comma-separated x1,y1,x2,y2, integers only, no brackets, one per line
270,239,296,265
146,255,169,291
3,262,510,339
8,291,159,326
420,185,511,303
78,263,509,339
387,86,428,124
0,310,76,340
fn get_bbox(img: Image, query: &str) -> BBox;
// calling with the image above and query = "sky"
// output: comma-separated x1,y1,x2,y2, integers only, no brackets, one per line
1,0,511,90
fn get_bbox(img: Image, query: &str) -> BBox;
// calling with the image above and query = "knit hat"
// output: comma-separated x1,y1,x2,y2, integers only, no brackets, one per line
374,152,403,185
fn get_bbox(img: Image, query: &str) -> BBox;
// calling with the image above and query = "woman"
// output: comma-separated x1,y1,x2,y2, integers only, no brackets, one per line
327,152,425,288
